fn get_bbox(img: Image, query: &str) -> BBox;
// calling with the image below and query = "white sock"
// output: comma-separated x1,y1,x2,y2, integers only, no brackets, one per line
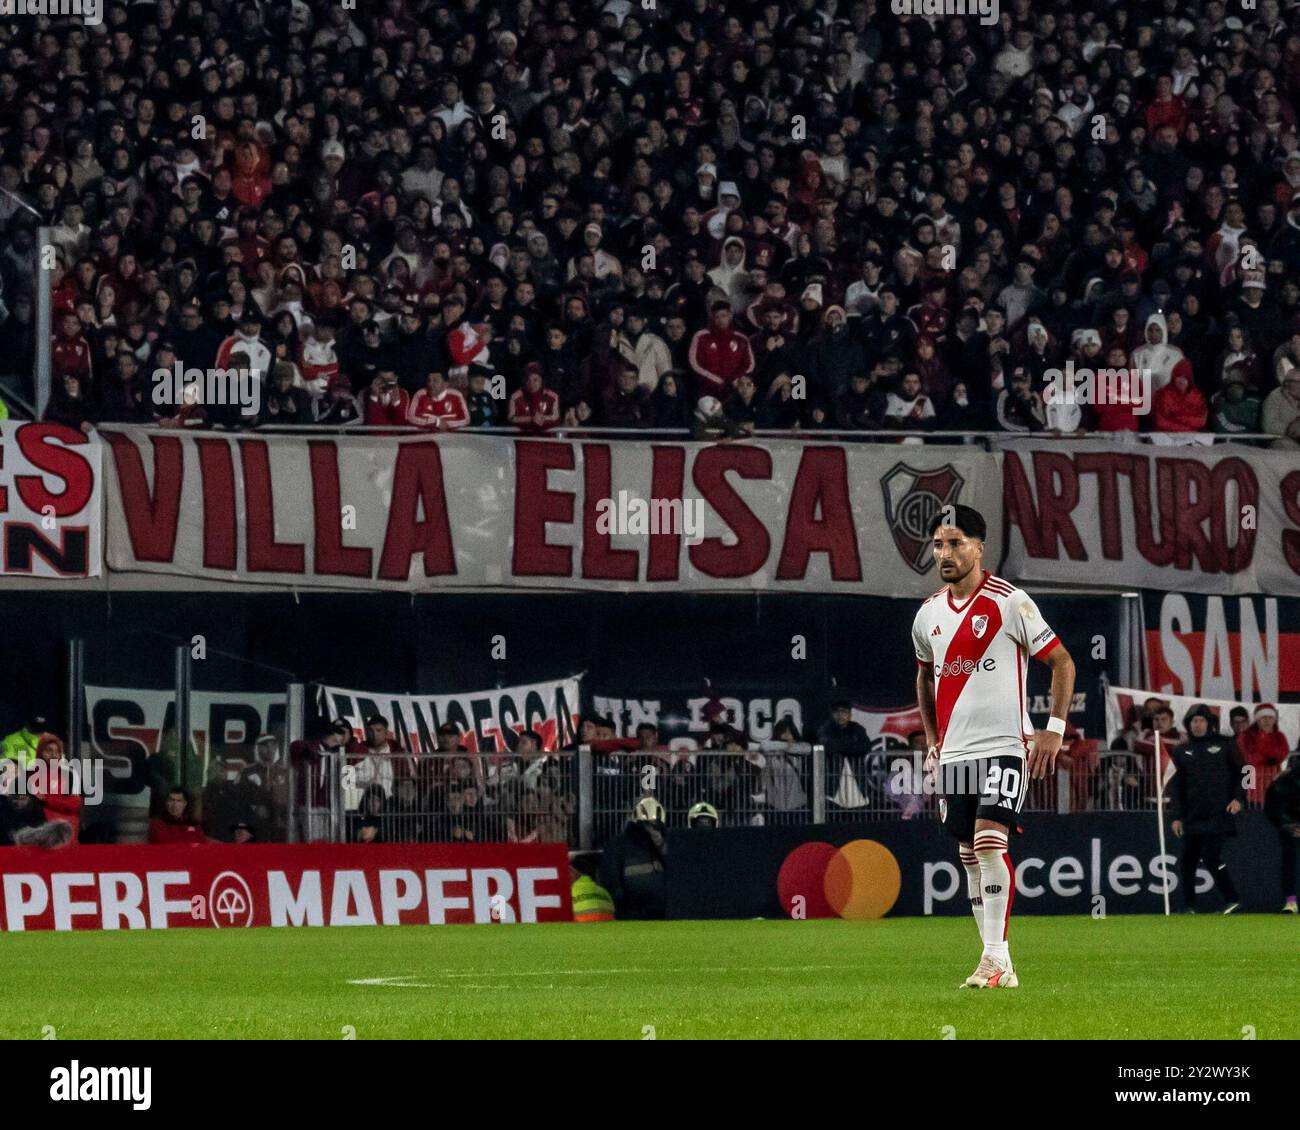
959,844,985,944
973,829,1012,964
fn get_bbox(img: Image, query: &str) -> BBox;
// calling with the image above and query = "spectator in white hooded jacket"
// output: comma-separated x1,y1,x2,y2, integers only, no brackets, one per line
1131,312,1185,391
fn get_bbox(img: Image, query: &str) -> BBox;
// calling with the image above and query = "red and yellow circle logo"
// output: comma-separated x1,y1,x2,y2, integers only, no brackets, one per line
777,839,901,919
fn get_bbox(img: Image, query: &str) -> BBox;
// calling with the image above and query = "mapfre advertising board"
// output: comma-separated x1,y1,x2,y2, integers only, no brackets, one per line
0,842,572,931
99,430,1001,596
0,421,101,577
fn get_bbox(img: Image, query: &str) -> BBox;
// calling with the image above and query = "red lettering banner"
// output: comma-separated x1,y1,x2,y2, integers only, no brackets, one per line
1001,439,1300,595
101,430,1002,596
97,431,1300,595
0,421,101,577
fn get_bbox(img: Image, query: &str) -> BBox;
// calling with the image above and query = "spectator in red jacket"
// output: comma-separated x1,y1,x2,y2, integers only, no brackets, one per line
289,719,356,840
229,138,272,209
408,370,470,429
1239,705,1291,804
1153,358,1208,432
215,313,273,376
1092,346,1144,433
446,307,493,376
52,312,93,388
508,362,561,430
361,369,411,426
1144,75,1187,136
688,299,755,397
32,734,81,842
149,788,210,844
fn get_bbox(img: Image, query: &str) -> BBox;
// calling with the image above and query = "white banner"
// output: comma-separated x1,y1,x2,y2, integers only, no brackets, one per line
317,673,584,753
100,430,1002,596
1104,682,1300,758
1002,439,1300,594
0,421,101,577
84,685,286,761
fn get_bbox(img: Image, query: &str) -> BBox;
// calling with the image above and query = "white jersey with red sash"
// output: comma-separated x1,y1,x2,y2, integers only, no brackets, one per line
911,571,1060,763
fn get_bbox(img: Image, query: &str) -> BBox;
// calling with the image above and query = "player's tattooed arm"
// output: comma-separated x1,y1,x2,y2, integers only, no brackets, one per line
1028,644,1076,780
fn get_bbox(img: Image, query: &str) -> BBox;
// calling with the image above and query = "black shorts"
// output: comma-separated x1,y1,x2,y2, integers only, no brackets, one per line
938,753,1028,842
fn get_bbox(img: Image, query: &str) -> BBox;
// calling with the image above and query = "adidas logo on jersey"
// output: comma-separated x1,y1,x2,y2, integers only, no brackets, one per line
930,624,942,637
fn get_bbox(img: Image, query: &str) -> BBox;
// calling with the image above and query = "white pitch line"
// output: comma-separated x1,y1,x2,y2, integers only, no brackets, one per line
348,964,849,987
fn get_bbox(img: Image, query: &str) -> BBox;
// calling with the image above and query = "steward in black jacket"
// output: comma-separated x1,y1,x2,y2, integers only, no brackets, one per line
1168,705,1245,913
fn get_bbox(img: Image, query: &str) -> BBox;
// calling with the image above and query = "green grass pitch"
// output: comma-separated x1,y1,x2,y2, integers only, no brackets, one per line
1,915,1294,1039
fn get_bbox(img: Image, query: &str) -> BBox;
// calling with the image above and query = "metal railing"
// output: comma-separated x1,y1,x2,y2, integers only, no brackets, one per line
93,421,1284,445
828,751,1154,821
281,741,1286,848
591,745,817,841
288,744,821,849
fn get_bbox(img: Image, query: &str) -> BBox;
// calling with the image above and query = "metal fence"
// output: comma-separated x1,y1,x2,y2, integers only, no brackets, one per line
284,748,575,846
151,422,1286,447
286,744,821,849
279,742,1282,848
591,745,817,842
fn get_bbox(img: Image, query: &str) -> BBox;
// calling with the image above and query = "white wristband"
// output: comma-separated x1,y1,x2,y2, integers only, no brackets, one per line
1045,716,1067,736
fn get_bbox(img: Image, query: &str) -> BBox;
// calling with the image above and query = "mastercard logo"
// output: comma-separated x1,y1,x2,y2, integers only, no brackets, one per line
777,839,902,919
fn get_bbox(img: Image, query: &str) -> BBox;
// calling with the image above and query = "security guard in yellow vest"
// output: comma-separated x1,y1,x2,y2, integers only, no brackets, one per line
1,714,48,770
570,851,615,922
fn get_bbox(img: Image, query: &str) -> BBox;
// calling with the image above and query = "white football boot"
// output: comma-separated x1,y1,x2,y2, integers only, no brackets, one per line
960,954,1019,988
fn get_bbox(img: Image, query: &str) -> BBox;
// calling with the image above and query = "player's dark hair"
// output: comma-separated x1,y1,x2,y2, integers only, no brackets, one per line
928,504,986,541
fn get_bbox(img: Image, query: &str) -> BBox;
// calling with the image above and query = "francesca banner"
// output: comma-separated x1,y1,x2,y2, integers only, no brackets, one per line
0,842,572,931
1104,682,1300,750
0,421,101,577
1001,439,1300,595
99,429,1002,596
316,673,584,753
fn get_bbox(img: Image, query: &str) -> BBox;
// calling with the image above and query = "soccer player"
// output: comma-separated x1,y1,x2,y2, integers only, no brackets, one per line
911,505,1075,988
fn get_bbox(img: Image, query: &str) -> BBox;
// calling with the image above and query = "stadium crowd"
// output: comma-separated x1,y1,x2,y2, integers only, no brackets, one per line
1096,697,1293,809
1,0,1300,440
